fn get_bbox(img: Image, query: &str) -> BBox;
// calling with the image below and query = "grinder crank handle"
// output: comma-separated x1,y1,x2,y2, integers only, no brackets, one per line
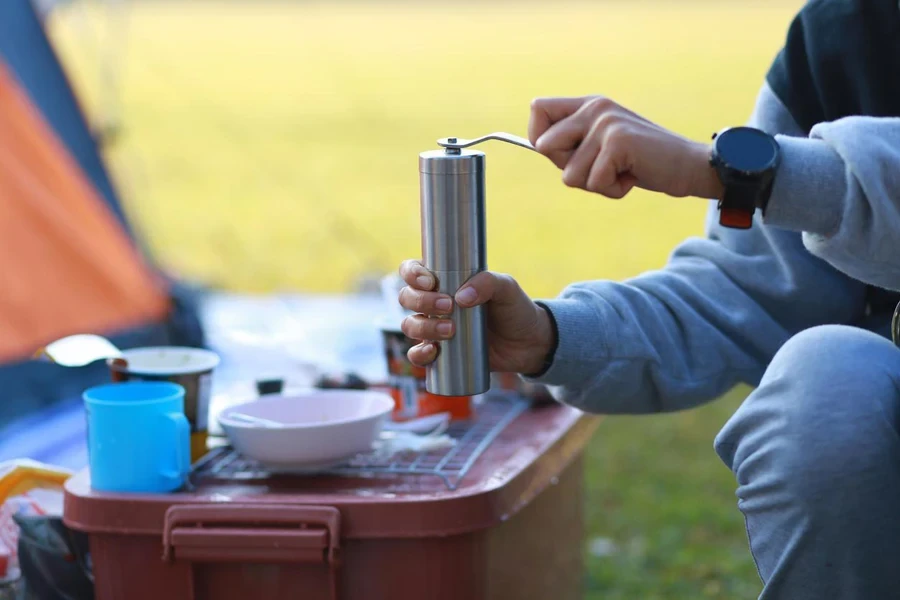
436,132,536,153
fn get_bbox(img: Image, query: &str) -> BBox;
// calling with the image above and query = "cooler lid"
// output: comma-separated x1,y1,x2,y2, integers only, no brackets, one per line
63,401,599,539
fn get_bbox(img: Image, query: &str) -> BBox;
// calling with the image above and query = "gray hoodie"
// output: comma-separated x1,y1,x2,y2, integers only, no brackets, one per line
528,74,900,413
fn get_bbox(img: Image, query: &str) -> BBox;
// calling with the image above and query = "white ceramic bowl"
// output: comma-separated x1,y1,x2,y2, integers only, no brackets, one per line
218,390,394,472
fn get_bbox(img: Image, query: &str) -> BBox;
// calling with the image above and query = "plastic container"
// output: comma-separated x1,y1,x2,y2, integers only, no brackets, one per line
380,322,473,422
63,401,599,600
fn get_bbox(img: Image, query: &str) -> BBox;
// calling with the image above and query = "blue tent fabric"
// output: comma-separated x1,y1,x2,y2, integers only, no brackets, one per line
0,283,207,424
0,0,132,236
0,0,205,419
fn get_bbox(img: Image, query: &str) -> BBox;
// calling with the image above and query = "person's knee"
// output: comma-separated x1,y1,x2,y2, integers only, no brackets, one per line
766,324,898,387
715,325,900,499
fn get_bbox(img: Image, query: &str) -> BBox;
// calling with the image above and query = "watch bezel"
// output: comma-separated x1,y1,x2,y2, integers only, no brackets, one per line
710,126,781,177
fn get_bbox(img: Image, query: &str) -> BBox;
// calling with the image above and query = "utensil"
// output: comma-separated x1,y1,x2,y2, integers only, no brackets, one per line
218,390,394,472
35,334,122,367
419,131,537,396
36,336,220,464
227,413,286,428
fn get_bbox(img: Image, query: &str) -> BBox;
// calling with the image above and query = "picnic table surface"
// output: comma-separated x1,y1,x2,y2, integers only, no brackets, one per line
0,291,528,469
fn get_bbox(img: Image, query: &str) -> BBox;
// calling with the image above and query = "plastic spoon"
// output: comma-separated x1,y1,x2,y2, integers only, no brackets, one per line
34,334,124,367
226,413,286,428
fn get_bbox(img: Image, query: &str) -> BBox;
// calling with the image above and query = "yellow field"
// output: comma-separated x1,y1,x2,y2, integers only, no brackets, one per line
49,0,804,298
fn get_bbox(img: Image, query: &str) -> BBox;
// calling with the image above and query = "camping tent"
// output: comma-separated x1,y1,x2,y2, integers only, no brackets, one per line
0,0,204,422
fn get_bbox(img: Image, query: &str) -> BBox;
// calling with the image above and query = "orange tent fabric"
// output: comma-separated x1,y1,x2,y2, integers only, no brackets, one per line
0,61,169,363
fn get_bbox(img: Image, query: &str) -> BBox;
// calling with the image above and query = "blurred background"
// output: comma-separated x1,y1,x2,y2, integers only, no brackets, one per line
40,0,803,597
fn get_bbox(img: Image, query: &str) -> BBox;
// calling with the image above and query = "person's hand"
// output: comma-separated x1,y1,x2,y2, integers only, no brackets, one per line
397,260,555,375
528,95,724,200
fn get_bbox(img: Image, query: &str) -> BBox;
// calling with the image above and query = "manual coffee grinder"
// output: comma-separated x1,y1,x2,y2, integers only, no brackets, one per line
419,132,536,397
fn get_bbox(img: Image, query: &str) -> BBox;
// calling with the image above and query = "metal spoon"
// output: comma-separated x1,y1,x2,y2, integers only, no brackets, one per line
34,334,123,367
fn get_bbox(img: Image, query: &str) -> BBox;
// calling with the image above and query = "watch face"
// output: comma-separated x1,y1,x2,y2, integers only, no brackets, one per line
715,127,779,173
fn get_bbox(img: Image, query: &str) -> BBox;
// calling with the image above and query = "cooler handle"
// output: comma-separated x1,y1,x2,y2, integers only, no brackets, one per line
162,504,340,600
162,503,340,563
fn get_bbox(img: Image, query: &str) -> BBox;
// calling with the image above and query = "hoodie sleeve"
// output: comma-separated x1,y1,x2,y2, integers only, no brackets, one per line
759,0,900,291
524,83,868,415
761,117,900,292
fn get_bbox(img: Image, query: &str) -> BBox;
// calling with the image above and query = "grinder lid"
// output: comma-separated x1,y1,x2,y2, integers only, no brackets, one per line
419,148,485,175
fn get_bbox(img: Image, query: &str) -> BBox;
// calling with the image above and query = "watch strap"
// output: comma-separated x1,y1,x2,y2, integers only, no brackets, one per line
756,176,776,214
717,180,758,230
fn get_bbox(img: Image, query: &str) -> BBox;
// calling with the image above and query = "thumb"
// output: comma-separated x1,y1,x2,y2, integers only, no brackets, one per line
455,272,520,308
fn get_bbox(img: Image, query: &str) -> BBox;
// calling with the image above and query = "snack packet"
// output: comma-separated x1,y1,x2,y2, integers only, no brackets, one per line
0,459,72,580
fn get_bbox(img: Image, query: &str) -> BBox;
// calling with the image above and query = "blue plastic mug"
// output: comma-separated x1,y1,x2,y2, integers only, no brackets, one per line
83,381,190,493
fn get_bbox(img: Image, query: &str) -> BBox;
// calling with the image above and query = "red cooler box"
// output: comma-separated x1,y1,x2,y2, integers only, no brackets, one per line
63,397,600,600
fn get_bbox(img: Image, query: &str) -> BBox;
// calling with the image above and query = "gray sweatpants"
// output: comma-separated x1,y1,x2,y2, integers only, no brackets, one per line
715,325,900,599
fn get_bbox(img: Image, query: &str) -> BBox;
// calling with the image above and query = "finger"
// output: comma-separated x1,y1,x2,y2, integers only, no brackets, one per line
398,286,453,316
407,342,438,367
585,147,638,199
539,147,575,171
401,314,454,341
534,96,612,156
398,259,435,291
534,115,587,158
455,271,520,308
560,127,604,189
528,96,589,146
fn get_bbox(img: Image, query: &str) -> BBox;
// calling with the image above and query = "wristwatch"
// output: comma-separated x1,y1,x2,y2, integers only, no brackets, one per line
708,126,781,229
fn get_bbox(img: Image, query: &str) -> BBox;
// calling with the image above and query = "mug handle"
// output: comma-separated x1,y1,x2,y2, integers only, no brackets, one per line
161,412,191,489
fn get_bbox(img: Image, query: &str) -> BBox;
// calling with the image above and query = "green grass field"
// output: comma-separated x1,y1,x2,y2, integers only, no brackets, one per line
48,1,806,596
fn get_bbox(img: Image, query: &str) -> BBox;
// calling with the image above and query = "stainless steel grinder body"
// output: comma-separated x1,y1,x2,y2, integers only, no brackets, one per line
419,148,490,397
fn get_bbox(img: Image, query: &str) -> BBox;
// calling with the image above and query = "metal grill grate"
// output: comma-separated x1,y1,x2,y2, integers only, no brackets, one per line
193,394,530,490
